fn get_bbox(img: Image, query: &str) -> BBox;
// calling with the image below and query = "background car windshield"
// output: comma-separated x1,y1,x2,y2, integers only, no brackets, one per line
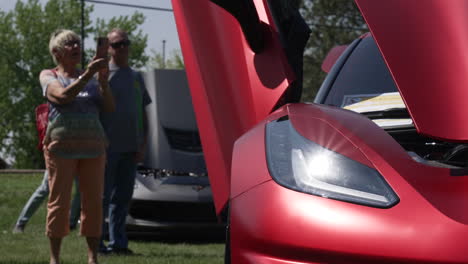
324,37,398,107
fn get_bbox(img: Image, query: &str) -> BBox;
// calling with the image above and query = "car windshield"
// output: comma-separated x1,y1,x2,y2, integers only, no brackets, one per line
324,36,399,108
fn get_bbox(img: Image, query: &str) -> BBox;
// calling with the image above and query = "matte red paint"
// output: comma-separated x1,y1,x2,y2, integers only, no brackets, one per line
172,0,468,263
230,103,468,263
355,0,468,142
230,181,468,264
172,0,294,213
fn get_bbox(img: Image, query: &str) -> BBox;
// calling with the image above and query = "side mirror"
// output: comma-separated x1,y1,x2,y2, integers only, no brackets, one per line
321,45,348,73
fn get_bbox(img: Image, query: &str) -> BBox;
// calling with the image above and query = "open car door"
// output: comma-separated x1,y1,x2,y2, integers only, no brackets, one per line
172,0,309,213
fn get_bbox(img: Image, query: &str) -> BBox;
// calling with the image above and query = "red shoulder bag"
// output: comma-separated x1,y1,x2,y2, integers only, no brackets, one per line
35,69,57,151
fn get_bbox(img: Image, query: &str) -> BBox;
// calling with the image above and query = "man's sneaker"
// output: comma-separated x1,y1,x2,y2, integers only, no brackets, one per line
98,246,111,255
70,219,80,231
12,224,25,234
107,247,134,255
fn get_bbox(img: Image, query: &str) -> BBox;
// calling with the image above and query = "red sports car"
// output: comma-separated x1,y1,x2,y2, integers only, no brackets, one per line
172,0,468,263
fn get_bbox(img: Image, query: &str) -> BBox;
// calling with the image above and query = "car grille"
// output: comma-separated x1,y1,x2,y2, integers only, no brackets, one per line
129,200,218,223
164,128,202,152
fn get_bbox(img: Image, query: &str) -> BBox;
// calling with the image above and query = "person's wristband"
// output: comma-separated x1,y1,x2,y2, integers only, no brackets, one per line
78,73,91,84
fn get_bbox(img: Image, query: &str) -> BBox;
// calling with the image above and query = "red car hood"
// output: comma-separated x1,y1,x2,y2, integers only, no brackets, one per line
172,0,294,213
355,0,468,142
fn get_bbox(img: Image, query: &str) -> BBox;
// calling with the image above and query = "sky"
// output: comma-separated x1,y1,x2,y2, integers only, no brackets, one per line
0,0,181,57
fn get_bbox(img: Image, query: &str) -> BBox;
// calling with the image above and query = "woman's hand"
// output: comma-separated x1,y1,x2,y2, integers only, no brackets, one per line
87,56,108,75
86,56,109,86
97,62,109,86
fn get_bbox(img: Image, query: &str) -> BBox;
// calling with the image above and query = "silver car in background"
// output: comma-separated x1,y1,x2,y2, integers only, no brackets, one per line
126,69,223,236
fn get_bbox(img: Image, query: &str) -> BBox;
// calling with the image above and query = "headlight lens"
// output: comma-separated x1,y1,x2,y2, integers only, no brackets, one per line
266,117,399,208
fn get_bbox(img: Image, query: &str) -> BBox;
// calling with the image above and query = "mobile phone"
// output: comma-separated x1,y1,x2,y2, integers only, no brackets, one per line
95,37,109,58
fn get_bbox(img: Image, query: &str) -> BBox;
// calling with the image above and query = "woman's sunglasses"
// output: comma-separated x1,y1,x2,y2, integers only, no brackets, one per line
64,40,81,47
110,39,131,49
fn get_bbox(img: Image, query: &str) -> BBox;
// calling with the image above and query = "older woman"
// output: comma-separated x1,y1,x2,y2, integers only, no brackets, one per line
40,29,114,264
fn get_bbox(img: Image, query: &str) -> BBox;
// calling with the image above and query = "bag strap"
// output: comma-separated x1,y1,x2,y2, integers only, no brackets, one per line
44,68,58,104
50,68,58,78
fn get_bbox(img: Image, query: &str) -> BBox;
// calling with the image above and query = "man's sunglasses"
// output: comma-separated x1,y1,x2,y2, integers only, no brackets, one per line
110,39,131,49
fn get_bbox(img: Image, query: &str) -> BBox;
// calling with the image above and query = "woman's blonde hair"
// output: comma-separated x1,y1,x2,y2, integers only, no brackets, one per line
49,29,80,64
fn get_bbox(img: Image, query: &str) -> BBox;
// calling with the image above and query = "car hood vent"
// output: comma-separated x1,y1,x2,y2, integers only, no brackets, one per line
164,128,202,153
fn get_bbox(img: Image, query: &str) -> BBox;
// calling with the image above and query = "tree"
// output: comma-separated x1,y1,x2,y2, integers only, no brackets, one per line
148,49,184,69
93,13,149,69
300,0,367,102
0,0,148,168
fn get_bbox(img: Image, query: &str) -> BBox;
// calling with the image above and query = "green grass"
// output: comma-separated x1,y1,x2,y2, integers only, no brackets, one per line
0,173,225,264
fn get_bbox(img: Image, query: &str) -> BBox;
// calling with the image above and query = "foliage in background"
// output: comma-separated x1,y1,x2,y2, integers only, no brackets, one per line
1,0,369,168
0,0,147,168
148,49,185,70
300,0,367,102
94,13,149,69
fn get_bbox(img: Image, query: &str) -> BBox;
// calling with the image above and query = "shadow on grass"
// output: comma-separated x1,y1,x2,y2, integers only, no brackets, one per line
98,250,222,259
126,226,226,244
128,230,226,244
144,250,223,259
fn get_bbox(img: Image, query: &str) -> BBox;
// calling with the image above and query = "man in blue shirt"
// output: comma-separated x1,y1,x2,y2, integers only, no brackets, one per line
99,28,152,255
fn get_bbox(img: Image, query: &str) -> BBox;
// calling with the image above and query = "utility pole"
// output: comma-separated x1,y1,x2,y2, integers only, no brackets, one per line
162,40,166,69
81,0,85,69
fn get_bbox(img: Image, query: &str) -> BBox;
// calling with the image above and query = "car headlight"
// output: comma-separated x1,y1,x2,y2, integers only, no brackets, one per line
265,117,399,208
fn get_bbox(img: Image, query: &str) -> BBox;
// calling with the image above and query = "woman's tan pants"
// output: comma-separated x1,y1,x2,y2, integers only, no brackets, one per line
44,149,105,238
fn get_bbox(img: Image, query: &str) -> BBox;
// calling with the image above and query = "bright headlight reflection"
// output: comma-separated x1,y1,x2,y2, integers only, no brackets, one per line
265,117,399,208
291,148,389,203
307,152,331,177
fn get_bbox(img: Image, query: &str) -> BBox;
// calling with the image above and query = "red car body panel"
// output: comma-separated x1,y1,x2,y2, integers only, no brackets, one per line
172,0,468,262
355,0,468,142
172,0,294,213
231,104,468,263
